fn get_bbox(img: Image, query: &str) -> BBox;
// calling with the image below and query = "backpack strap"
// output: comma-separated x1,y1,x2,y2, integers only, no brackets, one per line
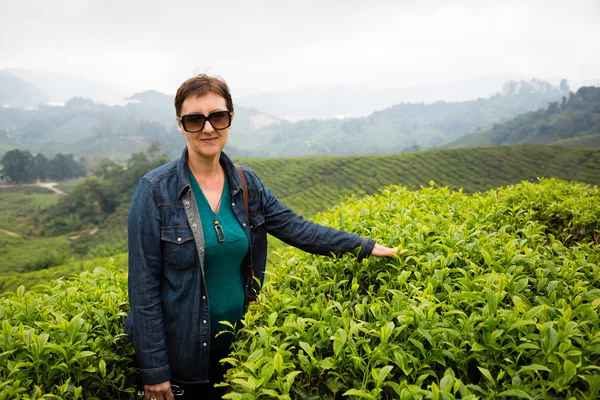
235,164,257,305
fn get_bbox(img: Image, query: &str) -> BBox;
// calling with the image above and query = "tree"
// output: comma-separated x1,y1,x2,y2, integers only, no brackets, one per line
32,153,49,181
0,149,35,183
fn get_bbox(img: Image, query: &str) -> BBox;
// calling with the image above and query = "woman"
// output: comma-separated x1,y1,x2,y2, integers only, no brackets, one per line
125,74,399,400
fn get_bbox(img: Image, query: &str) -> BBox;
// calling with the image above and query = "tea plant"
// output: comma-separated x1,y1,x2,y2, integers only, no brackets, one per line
222,179,600,399
0,260,136,399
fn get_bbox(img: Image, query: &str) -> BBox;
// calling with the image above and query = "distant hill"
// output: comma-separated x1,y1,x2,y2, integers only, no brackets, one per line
236,79,569,157
0,78,577,161
443,86,600,148
237,75,581,121
0,90,280,162
0,71,48,107
3,68,131,105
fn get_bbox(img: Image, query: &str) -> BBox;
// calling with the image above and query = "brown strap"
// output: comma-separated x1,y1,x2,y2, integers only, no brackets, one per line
235,164,257,305
235,164,249,218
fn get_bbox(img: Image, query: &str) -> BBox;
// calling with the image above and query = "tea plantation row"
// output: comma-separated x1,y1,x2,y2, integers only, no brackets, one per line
0,178,598,399
1,145,599,286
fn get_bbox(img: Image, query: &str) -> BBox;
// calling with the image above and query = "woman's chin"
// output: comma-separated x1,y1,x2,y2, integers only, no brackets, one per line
190,143,223,159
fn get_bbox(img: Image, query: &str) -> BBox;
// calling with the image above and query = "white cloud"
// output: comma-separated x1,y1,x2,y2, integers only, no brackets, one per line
1,0,598,93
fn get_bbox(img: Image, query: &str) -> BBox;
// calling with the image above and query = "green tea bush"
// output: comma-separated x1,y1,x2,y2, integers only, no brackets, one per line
0,260,135,399
2,179,599,399
223,179,600,399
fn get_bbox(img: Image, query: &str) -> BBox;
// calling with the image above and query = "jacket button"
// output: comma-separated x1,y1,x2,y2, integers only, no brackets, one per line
203,320,207,324
192,223,197,228
242,223,246,227
177,237,182,242
232,203,235,206
202,296,206,300
185,201,190,205
203,343,207,347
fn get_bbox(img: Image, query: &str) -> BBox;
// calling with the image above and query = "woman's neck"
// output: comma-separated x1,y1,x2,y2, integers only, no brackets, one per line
187,152,223,182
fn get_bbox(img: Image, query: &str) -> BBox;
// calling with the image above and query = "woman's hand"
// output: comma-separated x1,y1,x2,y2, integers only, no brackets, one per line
371,244,407,257
144,381,174,400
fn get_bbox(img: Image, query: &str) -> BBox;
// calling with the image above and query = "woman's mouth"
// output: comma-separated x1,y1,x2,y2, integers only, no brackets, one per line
200,137,217,143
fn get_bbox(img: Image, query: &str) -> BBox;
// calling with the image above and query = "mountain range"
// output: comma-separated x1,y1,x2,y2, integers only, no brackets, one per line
1,69,597,164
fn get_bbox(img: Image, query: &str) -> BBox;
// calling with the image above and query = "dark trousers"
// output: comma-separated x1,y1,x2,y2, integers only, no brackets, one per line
171,348,230,400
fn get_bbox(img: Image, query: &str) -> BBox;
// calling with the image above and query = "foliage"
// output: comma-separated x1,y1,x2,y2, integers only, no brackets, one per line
445,86,600,148
40,143,168,236
0,260,136,399
0,253,127,295
222,179,600,399
0,188,60,234
240,145,600,217
551,133,600,149
0,230,71,275
0,149,86,183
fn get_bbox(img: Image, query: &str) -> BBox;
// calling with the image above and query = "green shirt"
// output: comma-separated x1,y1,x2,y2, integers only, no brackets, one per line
188,171,249,349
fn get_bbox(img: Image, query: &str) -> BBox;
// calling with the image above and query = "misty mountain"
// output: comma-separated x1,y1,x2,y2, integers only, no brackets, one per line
442,86,600,149
229,79,570,157
0,71,49,108
3,68,133,105
0,89,279,163
236,74,562,121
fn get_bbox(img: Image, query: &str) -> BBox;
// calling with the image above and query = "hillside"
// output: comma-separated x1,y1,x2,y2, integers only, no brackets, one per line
1,144,598,292
0,71,48,107
444,86,600,148
0,91,278,161
0,79,568,161
241,145,600,217
238,79,569,157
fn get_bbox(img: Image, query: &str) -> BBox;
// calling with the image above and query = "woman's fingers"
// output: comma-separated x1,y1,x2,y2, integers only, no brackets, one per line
144,381,172,400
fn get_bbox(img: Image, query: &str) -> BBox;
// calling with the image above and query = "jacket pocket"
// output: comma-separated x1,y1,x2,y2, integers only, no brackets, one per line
161,226,197,270
248,212,265,231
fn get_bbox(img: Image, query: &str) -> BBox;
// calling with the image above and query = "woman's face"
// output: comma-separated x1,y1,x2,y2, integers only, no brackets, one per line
178,91,233,161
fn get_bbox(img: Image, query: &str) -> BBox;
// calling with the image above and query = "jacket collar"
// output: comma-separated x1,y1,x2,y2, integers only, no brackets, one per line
176,146,242,199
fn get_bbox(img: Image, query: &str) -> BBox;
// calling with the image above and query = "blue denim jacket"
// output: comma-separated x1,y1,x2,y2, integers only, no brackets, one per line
125,147,375,385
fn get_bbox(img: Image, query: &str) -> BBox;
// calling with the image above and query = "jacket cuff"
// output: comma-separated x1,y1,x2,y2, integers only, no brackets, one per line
138,364,171,386
357,237,376,261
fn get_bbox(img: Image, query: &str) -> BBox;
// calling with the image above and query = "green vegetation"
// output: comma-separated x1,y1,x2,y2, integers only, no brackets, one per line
551,133,600,148
0,230,70,274
1,150,86,183
1,144,598,291
0,253,127,294
0,186,59,235
241,145,600,217
444,87,600,149
223,178,600,399
0,261,136,399
2,179,598,398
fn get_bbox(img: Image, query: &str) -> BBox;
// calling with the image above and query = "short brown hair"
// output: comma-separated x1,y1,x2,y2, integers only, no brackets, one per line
174,74,234,117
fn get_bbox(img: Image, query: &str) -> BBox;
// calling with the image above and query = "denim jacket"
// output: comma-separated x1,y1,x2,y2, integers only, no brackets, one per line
125,147,375,385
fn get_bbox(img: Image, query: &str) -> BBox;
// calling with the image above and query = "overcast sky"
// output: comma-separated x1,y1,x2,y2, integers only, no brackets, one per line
1,0,599,95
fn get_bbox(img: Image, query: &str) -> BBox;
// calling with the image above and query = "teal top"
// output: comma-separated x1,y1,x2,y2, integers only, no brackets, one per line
188,171,249,350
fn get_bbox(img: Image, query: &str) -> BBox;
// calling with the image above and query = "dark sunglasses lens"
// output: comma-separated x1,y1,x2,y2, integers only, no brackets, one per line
182,115,206,132
208,111,230,130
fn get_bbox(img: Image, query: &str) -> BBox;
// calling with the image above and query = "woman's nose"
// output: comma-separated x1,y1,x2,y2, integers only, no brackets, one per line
202,119,215,133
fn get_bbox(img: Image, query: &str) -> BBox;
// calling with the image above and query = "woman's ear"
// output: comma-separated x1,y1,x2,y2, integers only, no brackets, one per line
176,118,185,135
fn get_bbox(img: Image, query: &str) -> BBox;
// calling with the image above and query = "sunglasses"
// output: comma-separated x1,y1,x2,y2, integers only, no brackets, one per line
178,111,232,132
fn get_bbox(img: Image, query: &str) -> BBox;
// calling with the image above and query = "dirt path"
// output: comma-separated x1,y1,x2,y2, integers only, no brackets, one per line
37,182,66,195
1,229,22,238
